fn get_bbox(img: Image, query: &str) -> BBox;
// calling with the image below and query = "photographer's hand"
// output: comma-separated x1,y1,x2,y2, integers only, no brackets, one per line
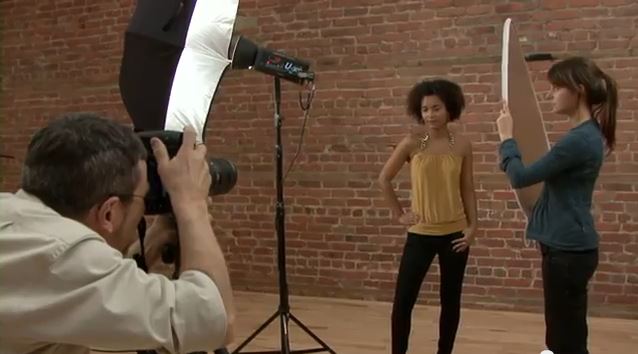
151,126,236,346
151,126,211,209
144,215,178,275
142,201,215,275
124,215,177,277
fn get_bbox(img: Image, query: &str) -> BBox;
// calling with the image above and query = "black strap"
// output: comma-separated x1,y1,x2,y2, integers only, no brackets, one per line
133,217,148,272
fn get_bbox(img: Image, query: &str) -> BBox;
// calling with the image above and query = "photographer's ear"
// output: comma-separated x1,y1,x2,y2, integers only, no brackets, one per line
93,196,124,234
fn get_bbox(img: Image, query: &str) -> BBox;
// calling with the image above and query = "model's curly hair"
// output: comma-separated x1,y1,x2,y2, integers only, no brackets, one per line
406,79,465,123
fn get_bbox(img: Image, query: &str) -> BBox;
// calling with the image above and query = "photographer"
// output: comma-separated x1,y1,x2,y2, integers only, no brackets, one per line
0,113,235,354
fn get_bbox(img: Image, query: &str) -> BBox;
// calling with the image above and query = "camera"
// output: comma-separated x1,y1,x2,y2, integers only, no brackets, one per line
136,130,238,215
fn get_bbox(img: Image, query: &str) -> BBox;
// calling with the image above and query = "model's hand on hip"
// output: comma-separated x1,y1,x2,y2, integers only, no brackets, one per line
452,226,475,252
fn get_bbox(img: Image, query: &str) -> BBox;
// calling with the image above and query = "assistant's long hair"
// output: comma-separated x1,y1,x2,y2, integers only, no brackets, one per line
547,56,618,152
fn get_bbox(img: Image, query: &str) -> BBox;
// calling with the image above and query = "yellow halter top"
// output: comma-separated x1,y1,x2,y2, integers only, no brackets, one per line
408,152,467,235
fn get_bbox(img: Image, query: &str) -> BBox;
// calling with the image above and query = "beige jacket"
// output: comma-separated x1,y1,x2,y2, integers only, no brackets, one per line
0,190,227,354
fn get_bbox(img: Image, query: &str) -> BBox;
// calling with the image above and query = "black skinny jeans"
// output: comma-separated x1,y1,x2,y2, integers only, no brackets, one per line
540,243,598,354
391,232,469,354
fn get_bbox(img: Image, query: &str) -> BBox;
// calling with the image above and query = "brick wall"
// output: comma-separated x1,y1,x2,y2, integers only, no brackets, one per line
1,0,637,319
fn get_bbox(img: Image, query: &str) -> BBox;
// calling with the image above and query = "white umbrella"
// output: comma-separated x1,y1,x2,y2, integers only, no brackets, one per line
119,0,239,144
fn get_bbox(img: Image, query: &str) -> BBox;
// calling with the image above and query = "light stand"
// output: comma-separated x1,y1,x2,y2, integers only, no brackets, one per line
231,77,335,354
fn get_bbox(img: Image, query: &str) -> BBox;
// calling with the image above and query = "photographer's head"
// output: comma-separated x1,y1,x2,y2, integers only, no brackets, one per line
21,112,149,251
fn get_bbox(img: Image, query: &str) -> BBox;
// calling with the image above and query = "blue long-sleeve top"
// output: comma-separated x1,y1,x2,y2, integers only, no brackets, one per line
499,119,603,251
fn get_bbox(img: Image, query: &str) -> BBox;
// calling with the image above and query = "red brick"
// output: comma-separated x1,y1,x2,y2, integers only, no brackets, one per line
1,0,636,319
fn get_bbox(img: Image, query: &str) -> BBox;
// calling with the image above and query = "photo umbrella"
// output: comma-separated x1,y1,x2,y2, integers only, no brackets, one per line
118,0,331,354
118,0,239,353
119,0,238,143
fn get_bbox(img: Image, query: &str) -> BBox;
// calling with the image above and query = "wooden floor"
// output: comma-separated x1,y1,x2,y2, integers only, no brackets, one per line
226,291,638,354
91,291,637,354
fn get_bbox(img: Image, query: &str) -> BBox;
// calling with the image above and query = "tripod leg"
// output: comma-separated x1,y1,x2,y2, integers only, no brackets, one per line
289,314,336,354
280,312,291,354
232,311,279,353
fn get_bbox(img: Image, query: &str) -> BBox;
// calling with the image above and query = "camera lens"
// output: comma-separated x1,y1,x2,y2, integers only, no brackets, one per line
208,158,238,196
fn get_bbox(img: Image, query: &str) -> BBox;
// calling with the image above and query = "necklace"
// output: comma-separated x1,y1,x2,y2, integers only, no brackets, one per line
420,131,455,150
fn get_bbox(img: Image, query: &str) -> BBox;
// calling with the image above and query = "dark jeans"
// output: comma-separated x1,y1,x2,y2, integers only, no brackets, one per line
540,243,599,354
391,232,469,354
